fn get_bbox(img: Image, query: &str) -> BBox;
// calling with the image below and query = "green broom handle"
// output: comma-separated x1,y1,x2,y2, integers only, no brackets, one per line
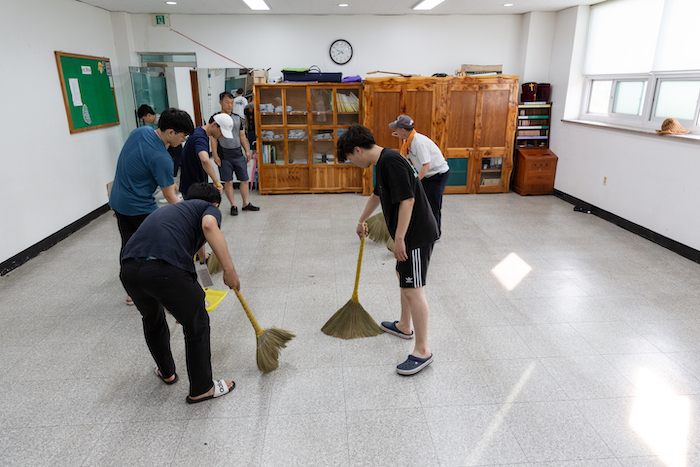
234,289,264,338
351,226,366,302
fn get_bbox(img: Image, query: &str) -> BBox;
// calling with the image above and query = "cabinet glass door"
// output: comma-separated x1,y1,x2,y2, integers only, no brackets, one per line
336,88,360,126
260,129,285,164
285,87,308,125
259,88,283,125
288,127,308,164
479,156,503,187
310,88,333,126
312,129,335,164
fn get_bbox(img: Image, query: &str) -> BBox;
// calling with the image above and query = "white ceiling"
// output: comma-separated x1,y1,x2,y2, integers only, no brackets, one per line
78,0,606,16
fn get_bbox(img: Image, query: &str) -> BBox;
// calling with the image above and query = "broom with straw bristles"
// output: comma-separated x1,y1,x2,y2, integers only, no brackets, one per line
366,212,394,252
321,226,384,339
234,289,295,372
206,251,223,275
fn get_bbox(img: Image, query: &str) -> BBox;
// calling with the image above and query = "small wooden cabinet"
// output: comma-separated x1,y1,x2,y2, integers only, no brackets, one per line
512,148,558,196
254,82,364,194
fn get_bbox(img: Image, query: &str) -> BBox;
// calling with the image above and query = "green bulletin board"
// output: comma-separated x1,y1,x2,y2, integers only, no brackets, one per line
55,52,120,134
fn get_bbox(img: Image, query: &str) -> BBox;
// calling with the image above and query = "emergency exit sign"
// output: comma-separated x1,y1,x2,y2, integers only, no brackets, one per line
152,14,170,27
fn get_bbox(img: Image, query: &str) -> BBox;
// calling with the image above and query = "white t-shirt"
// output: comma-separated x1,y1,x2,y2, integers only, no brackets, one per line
407,132,449,178
233,96,247,120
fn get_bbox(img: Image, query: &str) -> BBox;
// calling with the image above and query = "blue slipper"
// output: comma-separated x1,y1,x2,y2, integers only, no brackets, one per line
397,353,434,375
380,320,414,339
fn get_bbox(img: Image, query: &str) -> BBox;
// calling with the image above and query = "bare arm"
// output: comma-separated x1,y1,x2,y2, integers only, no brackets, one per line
240,129,251,161
202,214,240,290
393,198,415,262
210,136,221,167
161,184,180,204
417,162,430,180
356,193,382,238
198,150,222,192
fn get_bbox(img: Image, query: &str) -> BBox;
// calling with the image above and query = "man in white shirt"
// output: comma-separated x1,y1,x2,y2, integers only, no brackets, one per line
233,88,247,121
389,115,450,236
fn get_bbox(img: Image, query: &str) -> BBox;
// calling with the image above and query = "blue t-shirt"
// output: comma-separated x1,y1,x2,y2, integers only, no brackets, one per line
121,199,222,273
180,127,211,196
109,126,174,216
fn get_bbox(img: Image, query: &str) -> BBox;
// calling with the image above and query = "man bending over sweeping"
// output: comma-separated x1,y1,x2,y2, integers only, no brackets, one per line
337,124,439,376
120,182,239,403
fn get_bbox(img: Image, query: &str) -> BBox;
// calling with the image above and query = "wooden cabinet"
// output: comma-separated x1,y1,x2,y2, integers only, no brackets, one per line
512,148,558,195
254,83,364,194
516,103,551,149
362,76,519,195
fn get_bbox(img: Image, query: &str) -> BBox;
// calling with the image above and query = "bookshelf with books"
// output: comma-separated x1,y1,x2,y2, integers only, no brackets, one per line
516,102,551,149
254,83,363,194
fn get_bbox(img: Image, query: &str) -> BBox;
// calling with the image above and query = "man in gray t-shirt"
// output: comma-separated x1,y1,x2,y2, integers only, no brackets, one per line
210,91,259,215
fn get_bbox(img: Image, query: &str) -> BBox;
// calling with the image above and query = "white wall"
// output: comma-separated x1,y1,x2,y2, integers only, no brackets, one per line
173,67,196,122
126,14,523,77
518,12,557,86
0,0,125,264
549,6,700,251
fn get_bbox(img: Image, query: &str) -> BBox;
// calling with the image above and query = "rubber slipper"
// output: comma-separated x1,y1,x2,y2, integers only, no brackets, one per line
396,353,434,376
126,297,135,306
196,253,210,265
154,365,178,385
380,320,414,339
186,380,235,404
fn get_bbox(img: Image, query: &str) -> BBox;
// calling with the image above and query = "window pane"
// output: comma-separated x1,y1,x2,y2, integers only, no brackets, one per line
654,80,700,120
613,81,646,115
588,80,612,114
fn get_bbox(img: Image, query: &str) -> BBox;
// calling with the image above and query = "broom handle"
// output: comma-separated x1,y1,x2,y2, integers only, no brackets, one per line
351,226,366,302
234,289,264,338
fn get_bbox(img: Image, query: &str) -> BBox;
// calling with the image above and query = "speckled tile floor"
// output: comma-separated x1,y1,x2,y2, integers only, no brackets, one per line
2,191,700,467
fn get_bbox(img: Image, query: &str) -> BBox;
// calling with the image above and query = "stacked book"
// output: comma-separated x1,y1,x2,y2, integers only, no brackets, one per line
337,93,360,112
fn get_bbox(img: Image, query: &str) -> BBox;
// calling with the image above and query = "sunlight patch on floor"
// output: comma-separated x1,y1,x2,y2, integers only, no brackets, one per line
630,368,690,467
491,253,532,291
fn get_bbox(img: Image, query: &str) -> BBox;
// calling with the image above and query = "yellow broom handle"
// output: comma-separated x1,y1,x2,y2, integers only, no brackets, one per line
351,227,366,302
234,289,264,338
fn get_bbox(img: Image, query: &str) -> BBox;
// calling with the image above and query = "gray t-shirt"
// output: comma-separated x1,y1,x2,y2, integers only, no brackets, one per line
218,113,245,149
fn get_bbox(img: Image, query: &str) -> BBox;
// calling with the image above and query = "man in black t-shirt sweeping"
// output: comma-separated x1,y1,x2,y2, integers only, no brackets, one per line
337,124,439,376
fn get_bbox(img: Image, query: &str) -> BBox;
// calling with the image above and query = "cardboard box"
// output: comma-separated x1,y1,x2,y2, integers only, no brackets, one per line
460,64,503,73
252,69,268,84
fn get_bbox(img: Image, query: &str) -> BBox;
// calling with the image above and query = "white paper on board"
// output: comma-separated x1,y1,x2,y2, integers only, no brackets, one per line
69,78,83,106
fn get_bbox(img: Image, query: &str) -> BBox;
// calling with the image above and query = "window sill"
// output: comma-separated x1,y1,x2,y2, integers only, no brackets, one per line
562,119,700,144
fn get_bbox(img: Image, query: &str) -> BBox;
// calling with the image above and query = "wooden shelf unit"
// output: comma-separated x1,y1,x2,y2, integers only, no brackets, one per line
362,75,519,194
516,103,551,149
254,82,364,194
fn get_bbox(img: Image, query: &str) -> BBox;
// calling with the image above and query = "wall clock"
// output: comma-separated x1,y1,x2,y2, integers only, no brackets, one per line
329,39,353,65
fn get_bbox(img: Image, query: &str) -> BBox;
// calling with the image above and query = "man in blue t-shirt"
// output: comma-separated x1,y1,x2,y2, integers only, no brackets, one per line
120,183,239,404
179,114,231,197
109,108,194,306
337,124,439,376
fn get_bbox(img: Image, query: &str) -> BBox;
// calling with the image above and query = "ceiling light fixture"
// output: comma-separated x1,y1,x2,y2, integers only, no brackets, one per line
338,3,349,6
166,1,176,4
242,0,270,10
503,3,514,6
413,0,446,11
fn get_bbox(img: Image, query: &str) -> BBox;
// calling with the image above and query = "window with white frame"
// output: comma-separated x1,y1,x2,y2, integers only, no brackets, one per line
581,0,700,134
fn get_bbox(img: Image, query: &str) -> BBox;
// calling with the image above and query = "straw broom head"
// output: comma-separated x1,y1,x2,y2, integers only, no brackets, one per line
366,212,391,244
207,251,223,275
321,299,384,339
235,289,295,372
321,229,384,339
256,327,296,372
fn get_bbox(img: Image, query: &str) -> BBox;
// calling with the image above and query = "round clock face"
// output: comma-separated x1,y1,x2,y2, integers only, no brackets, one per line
330,39,353,65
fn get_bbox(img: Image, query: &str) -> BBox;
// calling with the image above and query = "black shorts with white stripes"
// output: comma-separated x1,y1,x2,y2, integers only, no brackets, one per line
396,243,434,288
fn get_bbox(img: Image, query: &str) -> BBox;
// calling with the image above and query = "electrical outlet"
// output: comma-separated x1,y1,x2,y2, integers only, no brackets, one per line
603,176,608,186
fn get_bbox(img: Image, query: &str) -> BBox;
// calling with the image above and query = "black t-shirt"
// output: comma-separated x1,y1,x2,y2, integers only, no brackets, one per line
121,199,222,273
180,127,210,196
373,148,439,249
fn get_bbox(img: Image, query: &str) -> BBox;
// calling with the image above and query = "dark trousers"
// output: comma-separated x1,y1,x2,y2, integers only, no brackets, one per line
120,258,213,397
421,170,449,236
114,211,150,253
